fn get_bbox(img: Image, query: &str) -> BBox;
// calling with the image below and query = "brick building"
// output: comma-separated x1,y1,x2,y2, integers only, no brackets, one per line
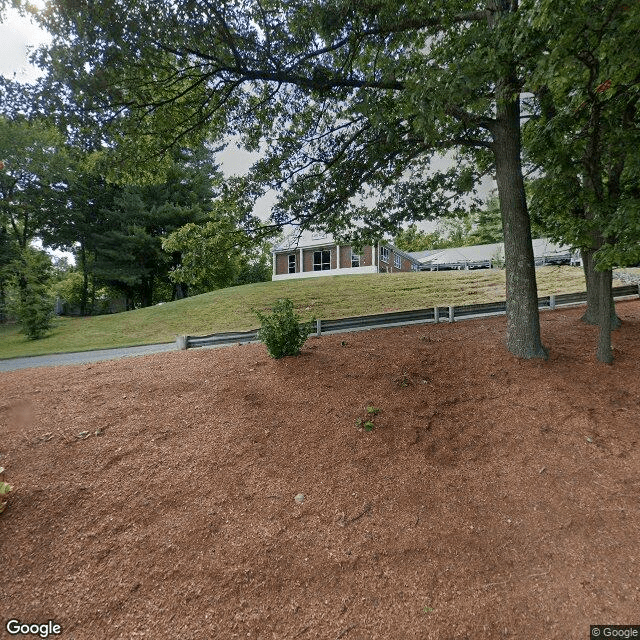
272,231,420,280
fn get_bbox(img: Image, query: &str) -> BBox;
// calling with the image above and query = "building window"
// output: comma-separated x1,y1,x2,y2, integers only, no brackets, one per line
380,246,389,263
351,251,360,267
288,254,296,274
311,231,327,240
394,254,402,268
313,250,331,271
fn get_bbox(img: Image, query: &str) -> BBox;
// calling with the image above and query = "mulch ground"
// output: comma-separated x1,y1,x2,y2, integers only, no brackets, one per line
1,301,639,639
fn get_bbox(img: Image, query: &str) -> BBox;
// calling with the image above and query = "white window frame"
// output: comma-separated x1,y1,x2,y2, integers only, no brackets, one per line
394,253,402,269
380,246,389,263
351,250,360,267
288,254,296,274
313,250,331,271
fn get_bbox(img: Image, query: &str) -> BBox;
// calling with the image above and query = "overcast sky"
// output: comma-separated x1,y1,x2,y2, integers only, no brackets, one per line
0,6,50,82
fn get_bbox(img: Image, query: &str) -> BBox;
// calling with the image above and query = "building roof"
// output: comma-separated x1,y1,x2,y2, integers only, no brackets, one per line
408,248,448,261
408,238,575,268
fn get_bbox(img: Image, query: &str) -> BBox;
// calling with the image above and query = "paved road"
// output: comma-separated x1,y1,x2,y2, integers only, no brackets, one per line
0,342,177,372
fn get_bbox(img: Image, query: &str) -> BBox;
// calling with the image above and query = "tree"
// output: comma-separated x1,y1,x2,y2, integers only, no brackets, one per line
162,185,275,294
0,115,68,322
233,241,273,286
43,143,241,310
523,0,640,363
394,224,445,253
393,219,469,252
0,116,68,252
468,197,504,245
0,215,20,323
9,246,55,339
37,0,550,358
41,152,121,315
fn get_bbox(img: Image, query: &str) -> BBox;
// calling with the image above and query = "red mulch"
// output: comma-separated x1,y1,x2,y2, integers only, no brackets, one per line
1,301,639,639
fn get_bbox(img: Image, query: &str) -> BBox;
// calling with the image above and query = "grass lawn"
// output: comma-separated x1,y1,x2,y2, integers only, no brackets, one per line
0,266,587,360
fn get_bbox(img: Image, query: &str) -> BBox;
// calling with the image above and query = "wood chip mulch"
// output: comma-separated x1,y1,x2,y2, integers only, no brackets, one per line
1,301,639,639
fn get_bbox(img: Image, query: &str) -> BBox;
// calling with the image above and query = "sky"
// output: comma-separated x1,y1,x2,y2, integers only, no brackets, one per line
0,6,50,83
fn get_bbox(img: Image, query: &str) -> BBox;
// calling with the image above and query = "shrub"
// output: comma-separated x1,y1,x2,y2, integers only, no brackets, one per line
0,467,13,514
11,248,55,339
14,287,54,339
255,298,313,358
52,270,86,314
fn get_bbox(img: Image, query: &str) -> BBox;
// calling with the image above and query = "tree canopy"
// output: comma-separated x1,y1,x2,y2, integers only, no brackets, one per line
522,0,640,361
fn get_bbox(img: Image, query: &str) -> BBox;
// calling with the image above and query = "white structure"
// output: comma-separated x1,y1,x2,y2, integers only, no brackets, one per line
410,238,579,271
271,230,420,280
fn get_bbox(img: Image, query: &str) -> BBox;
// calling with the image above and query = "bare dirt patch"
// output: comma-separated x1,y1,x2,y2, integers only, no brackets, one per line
1,302,640,639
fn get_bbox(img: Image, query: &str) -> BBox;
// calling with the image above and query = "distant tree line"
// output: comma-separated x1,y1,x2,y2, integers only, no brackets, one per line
0,112,273,338
393,192,556,253
393,197,505,252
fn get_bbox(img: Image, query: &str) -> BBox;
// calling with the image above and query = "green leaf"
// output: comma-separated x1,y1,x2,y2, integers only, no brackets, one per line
0,481,13,496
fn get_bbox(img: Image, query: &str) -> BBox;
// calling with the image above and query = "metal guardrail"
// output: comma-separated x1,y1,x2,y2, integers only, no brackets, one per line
177,284,640,350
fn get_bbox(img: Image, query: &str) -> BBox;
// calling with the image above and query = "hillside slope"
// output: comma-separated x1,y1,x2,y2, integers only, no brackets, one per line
0,267,587,359
2,300,639,638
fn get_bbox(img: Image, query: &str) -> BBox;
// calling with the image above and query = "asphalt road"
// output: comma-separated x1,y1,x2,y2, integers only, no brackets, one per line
0,342,177,372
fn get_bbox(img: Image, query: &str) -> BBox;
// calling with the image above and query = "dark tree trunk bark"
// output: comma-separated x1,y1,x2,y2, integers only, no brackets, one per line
140,276,154,308
493,75,547,359
596,267,613,364
172,251,188,300
0,282,5,324
90,251,98,314
580,249,621,328
79,245,89,316
173,282,188,300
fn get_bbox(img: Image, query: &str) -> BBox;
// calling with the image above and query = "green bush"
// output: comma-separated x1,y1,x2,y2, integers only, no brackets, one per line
52,270,86,313
14,288,54,339
0,467,13,514
11,248,55,339
255,298,313,358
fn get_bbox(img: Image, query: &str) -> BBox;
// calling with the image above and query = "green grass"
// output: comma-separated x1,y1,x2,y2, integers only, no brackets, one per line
0,266,587,360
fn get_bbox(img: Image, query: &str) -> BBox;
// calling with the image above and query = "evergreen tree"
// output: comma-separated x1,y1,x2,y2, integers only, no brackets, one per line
10,247,55,339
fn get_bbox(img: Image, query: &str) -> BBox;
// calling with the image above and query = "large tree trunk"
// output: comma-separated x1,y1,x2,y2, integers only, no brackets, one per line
79,244,89,316
493,75,547,359
596,267,613,363
90,251,98,314
172,251,188,300
580,248,621,328
140,276,154,308
173,282,188,300
0,281,5,324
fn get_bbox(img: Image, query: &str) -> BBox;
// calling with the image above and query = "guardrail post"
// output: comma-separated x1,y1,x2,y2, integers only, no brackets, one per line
434,307,439,324
316,318,322,337
550,294,556,310
449,306,455,323
176,335,189,350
